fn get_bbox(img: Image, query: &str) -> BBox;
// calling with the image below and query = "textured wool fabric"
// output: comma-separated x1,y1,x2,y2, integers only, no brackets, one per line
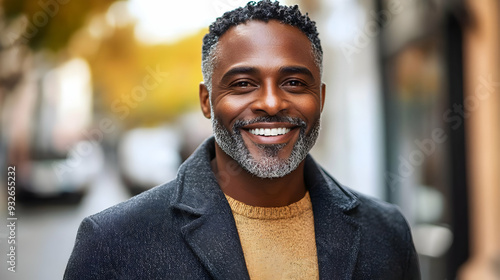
225,192,319,279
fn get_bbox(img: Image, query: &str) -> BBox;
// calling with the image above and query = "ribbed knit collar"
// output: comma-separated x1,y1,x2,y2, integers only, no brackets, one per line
224,192,312,220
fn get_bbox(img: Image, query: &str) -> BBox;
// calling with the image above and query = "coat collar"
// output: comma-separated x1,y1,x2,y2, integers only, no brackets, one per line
173,137,361,280
172,137,250,280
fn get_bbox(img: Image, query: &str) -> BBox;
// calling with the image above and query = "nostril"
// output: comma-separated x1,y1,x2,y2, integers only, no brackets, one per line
252,89,288,115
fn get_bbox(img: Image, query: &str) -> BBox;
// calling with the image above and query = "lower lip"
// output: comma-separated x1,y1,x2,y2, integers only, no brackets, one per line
241,128,299,145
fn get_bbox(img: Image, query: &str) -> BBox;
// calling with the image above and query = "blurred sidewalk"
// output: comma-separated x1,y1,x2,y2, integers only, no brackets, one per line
0,164,131,280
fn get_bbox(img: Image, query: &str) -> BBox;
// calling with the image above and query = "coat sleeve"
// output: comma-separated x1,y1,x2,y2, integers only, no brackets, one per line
64,217,117,280
401,214,421,280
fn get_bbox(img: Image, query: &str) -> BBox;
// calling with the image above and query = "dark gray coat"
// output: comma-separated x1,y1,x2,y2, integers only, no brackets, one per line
64,137,420,279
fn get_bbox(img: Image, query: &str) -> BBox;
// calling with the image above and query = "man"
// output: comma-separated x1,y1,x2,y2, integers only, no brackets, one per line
64,1,420,279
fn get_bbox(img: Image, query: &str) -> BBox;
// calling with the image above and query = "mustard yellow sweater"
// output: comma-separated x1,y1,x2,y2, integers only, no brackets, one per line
225,192,319,280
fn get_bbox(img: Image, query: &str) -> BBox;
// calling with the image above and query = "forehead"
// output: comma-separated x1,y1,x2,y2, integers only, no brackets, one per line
215,20,317,74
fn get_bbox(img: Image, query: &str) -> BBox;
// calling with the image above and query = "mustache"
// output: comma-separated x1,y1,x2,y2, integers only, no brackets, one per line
232,116,307,133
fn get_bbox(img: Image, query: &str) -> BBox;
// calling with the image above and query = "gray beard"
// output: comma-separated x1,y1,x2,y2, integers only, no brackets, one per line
212,115,320,178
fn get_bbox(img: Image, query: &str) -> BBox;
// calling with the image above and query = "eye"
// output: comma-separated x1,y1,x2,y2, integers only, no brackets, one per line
282,79,307,92
233,81,252,88
229,80,257,93
285,80,305,87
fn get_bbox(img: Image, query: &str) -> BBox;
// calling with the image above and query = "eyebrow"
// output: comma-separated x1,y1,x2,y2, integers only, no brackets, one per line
221,67,259,83
278,66,315,81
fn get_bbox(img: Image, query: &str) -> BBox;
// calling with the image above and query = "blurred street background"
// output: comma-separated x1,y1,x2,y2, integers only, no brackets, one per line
0,0,499,279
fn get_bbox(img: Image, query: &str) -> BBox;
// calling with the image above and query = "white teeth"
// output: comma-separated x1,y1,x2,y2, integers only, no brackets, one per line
249,128,291,136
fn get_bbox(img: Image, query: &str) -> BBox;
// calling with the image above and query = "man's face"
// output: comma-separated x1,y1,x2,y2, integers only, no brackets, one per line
200,20,325,178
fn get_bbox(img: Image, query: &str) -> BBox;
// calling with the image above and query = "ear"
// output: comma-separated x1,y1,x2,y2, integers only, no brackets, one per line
320,83,326,113
199,82,211,119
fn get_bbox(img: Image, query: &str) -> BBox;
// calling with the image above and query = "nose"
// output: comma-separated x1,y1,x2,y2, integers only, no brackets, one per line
251,82,288,116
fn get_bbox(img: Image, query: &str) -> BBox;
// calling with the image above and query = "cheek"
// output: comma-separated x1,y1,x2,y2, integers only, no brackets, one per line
213,96,252,126
295,96,322,121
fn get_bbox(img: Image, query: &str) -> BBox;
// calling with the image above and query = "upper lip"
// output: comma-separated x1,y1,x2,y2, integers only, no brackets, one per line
242,122,297,130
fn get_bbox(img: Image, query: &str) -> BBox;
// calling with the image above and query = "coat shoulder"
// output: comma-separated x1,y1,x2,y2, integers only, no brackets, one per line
349,190,411,235
87,181,179,230
337,187,421,279
64,180,208,279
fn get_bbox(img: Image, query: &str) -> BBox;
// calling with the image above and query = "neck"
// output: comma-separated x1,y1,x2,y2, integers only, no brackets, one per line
212,143,307,207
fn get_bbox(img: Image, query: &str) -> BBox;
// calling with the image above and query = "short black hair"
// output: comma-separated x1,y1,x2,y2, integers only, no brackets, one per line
202,0,322,61
201,0,323,93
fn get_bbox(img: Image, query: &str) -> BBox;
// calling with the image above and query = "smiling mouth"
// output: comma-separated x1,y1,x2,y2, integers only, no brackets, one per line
248,128,291,137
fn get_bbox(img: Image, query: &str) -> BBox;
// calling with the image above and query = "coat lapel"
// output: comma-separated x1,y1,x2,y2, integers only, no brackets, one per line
179,208,250,280
172,138,250,280
305,156,361,280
